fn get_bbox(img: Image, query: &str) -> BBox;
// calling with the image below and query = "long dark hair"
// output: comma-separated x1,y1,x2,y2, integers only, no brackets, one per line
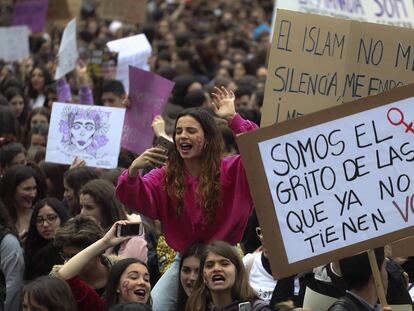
165,108,223,223
0,141,26,170
23,276,77,311
0,106,20,140
186,241,258,311
24,198,69,280
176,243,206,311
105,258,152,309
27,65,52,101
79,179,127,229
0,200,18,237
5,86,29,126
64,166,99,215
0,164,41,222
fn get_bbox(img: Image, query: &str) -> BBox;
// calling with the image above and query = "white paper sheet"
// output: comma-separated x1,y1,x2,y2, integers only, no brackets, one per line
0,26,29,62
107,33,152,90
55,18,79,80
46,102,126,169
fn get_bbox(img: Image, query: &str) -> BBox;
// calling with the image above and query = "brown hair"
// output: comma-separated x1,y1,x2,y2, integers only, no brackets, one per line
80,179,127,229
186,241,258,311
165,108,223,223
54,214,104,249
23,276,77,311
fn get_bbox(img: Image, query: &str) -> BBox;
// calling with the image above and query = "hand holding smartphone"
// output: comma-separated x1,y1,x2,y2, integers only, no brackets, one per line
156,136,174,154
154,136,174,165
116,223,144,237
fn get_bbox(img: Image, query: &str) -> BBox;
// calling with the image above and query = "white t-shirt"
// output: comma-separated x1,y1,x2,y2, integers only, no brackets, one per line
409,283,413,302
243,252,276,301
31,94,46,109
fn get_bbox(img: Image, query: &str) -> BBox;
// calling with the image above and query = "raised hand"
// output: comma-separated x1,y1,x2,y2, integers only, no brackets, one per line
128,147,168,177
152,115,168,138
101,220,134,247
75,62,91,87
69,156,86,170
211,86,236,121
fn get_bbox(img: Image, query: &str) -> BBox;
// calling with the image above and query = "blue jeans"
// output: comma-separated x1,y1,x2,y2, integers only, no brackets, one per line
152,253,181,311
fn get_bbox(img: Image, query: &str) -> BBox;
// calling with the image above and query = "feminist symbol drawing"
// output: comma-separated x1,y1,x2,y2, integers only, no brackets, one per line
387,107,414,135
58,106,111,157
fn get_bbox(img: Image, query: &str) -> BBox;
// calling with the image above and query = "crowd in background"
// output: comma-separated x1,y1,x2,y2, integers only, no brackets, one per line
0,0,412,311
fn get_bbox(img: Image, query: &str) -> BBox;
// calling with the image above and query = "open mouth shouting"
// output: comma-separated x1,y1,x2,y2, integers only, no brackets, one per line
178,142,193,155
212,274,226,285
133,288,147,302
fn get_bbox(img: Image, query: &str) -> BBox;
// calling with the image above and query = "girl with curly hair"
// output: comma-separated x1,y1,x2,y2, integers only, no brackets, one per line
116,87,258,310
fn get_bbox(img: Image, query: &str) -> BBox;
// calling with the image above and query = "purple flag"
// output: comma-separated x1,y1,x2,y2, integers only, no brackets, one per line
12,0,48,33
122,66,175,154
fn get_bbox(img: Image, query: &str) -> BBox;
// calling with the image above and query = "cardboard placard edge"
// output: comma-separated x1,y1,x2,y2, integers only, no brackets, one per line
237,82,414,279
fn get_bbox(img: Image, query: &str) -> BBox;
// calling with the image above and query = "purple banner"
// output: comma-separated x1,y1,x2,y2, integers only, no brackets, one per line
121,66,175,155
12,0,48,33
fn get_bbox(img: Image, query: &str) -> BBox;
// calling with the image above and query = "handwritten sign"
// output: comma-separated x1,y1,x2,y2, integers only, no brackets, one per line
98,0,147,24
12,0,48,33
262,9,414,126
0,26,29,62
274,0,414,29
107,34,152,91
238,83,414,278
55,18,78,80
46,102,126,169
121,66,175,155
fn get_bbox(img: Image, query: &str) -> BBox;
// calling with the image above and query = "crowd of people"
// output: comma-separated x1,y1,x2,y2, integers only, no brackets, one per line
0,0,413,310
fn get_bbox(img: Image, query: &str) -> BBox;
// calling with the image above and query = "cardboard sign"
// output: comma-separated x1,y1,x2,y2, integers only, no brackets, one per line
46,102,126,169
272,0,414,36
121,66,175,155
0,26,29,62
390,236,414,257
238,83,414,278
47,0,80,25
262,10,414,126
98,0,147,24
12,0,48,33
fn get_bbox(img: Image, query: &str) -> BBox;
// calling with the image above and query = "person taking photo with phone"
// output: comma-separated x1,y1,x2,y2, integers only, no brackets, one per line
116,86,258,310
55,220,152,311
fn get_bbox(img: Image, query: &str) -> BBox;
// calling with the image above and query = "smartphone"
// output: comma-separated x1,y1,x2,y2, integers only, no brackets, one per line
116,223,144,237
156,136,174,153
238,302,252,311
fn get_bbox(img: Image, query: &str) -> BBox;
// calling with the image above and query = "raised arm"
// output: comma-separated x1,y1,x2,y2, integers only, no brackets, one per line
211,86,236,121
57,221,131,280
128,147,168,178
212,86,258,135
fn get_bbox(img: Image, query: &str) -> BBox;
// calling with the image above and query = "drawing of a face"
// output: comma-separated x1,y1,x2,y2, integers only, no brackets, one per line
70,116,96,150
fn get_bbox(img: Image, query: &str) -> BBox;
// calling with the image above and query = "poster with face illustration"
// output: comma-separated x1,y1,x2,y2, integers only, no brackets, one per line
45,102,126,168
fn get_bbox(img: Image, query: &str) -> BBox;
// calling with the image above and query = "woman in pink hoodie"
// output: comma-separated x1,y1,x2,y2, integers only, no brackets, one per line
116,87,258,310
